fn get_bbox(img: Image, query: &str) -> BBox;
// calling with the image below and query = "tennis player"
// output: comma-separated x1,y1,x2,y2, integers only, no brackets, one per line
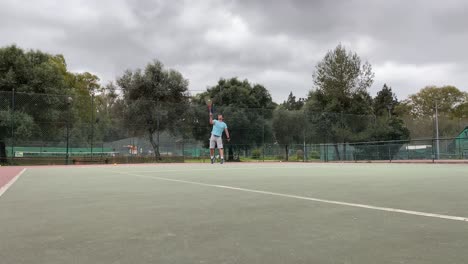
209,112,230,164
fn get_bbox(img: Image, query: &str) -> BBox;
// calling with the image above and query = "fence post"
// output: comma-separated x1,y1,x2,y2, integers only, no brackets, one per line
10,88,15,160
182,137,185,163
431,138,435,163
156,101,160,161
353,147,356,162
303,111,306,162
324,136,328,162
66,96,73,165
90,93,94,161
388,144,392,163
434,102,440,160
459,138,462,159
262,107,265,162
407,142,410,160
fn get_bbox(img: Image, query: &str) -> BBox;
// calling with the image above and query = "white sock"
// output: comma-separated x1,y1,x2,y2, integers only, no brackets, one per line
211,156,214,159
221,156,224,159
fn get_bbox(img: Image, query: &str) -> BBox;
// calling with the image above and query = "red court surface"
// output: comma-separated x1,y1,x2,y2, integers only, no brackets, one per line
0,167,24,189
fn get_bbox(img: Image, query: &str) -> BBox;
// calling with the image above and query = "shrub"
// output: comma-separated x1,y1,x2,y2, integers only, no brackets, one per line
251,148,262,159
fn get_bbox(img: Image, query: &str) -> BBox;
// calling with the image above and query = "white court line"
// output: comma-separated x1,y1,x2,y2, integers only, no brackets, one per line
127,166,317,173
114,171,468,223
117,163,465,174
0,168,27,198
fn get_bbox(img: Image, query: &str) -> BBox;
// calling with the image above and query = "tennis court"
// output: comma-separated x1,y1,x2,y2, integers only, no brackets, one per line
1,163,468,264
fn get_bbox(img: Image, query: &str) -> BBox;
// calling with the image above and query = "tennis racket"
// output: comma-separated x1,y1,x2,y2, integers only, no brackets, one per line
205,96,214,115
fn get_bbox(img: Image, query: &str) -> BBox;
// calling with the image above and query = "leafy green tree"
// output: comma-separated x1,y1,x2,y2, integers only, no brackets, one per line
0,45,73,160
117,60,190,159
311,44,374,113
64,72,103,146
405,86,466,118
371,84,409,136
353,116,409,160
94,82,127,143
272,106,303,160
373,84,398,117
333,84,409,160
453,100,468,119
399,85,468,138
305,44,375,160
0,45,69,94
283,92,305,110
0,111,35,163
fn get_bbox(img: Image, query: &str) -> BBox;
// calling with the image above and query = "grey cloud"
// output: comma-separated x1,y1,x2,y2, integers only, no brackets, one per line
232,0,468,64
0,0,467,102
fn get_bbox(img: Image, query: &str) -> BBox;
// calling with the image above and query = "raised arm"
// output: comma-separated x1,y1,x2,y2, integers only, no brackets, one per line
209,113,214,125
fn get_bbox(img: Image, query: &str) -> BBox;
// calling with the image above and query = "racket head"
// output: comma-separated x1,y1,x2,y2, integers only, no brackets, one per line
205,96,213,107
205,96,213,114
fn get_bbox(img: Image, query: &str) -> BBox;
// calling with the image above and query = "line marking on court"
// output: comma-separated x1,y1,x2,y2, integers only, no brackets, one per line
115,164,467,174
0,168,27,198
126,166,324,173
114,171,468,223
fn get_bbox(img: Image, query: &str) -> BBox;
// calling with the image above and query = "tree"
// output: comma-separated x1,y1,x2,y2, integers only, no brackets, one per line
94,82,127,143
65,72,103,147
453,100,468,119
405,86,466,118
305,44,375,160
373,84,398,117
192,78,276,161
400,85,468,138
0,111,35,163
272,106,303,161
355,84,410,159
0,45,72,161
329,84,409,160
311,44,374,113
283,92,305,110
353,116,410,160
117,60,189,159
0,45,69,94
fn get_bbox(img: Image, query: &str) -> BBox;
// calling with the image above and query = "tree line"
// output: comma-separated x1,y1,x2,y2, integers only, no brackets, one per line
1,44,467,162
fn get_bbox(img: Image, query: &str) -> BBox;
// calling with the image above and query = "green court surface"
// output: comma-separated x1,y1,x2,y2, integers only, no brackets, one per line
1,163,468,264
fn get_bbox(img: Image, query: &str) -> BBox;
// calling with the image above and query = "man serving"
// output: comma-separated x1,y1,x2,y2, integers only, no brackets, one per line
209,112,230,164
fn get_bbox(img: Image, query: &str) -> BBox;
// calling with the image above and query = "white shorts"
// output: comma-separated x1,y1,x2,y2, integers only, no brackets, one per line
209,134,223,149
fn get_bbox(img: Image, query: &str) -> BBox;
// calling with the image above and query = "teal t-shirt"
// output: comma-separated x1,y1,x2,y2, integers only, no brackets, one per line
211,120,227,137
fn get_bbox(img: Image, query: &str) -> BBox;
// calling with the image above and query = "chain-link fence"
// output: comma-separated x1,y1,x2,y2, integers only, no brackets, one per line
1,91,467,165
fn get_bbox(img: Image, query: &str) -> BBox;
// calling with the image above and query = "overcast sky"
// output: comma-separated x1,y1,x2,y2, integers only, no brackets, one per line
1,0,467,102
